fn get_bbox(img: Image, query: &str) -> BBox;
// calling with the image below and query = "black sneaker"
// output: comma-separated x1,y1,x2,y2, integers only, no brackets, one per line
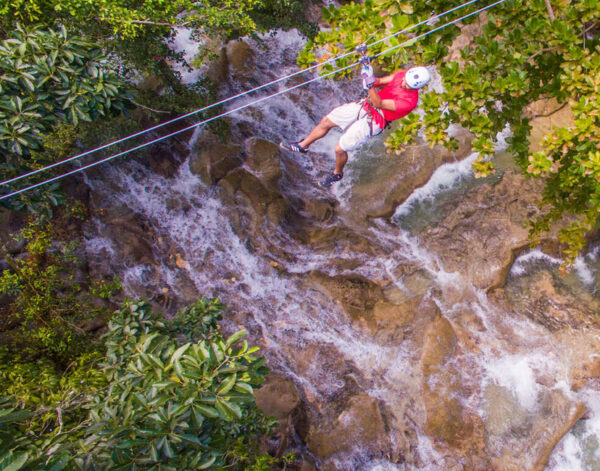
320,173,343,188
280,141,308,154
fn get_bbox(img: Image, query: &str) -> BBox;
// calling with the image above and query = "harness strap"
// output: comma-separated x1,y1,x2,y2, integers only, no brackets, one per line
357,98,390,136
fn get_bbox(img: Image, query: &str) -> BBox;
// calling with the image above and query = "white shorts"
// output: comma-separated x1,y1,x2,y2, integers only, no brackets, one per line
326,101,384,152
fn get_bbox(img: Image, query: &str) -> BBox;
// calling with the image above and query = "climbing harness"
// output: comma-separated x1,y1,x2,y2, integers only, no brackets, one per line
0,0,509,200
355,43,389,137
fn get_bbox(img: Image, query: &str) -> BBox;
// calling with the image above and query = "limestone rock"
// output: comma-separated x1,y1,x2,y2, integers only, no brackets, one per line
306,271,383,320
244,138,282,191
346,128,473,223
421,170,545,289
189,142,245,184
93,204,155,266
219,167,288,226
205,47,228,83
254,374,301,420
226,40,253,73
505,269,600,331
307,393,389,460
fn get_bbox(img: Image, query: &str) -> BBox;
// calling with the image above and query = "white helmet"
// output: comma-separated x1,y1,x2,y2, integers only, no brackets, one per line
405,66,430,89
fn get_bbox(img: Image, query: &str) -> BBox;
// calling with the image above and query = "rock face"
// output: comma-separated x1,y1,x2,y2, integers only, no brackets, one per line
189,141,245,184
307,393,389,461
346,128,473,223
421,170,545,290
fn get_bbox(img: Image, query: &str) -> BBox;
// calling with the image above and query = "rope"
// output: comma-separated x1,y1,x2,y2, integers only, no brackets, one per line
0,0,483,188
0,0,507,201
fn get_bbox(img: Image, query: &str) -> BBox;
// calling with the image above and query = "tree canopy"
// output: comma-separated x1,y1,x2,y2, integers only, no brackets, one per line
300,0,600,262
0,298,276,470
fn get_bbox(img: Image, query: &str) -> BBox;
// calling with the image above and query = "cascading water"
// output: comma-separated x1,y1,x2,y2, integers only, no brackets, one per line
83,30,600,470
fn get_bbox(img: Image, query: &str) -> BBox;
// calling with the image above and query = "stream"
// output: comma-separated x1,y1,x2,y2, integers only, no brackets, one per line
82,30,600,470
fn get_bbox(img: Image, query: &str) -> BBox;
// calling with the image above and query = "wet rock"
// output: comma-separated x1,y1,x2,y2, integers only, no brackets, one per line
307,393,389,460
570,357,600,391
306,271,383,320
301,198,337,223
346,127,473,223
205,47,228,83
420,311,457,375
505,269,600,331
244,138,282,191
421,171,546,289
486,390,586,471
139,140,187,179
226,39,253,74
416,300,488,461
483,384,529,437
91,204,155,266
255,374,301,420
189,142,245,184
219,168,288,226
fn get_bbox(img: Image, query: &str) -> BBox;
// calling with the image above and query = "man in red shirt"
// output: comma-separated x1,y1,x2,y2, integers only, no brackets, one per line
280,66,431,187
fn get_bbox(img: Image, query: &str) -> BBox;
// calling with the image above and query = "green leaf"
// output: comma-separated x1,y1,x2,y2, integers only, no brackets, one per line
192,404,219,419
217,373,236,395
225,329,246,347
0,452,30,471
198,455,217,470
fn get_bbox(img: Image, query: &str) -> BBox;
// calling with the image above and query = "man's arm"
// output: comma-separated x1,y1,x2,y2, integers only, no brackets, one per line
372,74,395,88
367,87,396,111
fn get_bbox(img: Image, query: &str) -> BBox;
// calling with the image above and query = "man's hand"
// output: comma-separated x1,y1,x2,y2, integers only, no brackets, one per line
361,64,376,90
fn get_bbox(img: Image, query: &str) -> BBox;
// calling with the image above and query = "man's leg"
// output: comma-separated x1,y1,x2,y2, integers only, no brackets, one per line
334,143,348,175
299,116,337,149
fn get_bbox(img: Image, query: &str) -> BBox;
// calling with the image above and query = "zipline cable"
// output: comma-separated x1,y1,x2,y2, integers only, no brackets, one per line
0,0,485,187
0,0,508,201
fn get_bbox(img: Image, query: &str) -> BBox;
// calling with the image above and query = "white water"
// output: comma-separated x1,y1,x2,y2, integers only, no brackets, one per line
83,29,600,470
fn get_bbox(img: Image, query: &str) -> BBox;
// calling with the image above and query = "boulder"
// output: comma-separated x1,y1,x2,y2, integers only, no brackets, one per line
141,140,187,179
307,393,389,460
91,204,155,266
487,390,586,471
226,40,253,74
346,128,473,223
504,269,600,331
219,167,288,226
421,170,546,289
244,138,283,191
189,142,245,184
205,47,228,83
255,374,301,420
306,271,383,321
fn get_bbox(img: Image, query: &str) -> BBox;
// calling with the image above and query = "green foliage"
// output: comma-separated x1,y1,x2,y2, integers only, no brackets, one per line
0,298,277,470
0,24,131,169
86,299,271,469
0,220,121,364
302,0,600,263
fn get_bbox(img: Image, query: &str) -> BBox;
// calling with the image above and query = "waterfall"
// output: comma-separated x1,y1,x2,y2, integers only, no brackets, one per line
83,29,600,470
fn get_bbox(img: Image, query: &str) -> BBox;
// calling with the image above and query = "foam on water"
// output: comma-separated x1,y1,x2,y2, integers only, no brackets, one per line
394,153,477,218
548,389,600,470
509,248,562,276
483,354,542,411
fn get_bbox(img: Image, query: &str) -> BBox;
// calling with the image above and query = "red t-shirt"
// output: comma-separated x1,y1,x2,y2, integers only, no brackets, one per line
364,70,419,128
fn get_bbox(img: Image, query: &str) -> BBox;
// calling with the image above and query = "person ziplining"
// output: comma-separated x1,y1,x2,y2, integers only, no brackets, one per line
280,58,431,188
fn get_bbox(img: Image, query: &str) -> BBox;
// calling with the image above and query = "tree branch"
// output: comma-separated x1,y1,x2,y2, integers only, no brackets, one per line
532,102,568,119
97,17,196,27
130,100,170,115
544,0,555,21
527,47,558,64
